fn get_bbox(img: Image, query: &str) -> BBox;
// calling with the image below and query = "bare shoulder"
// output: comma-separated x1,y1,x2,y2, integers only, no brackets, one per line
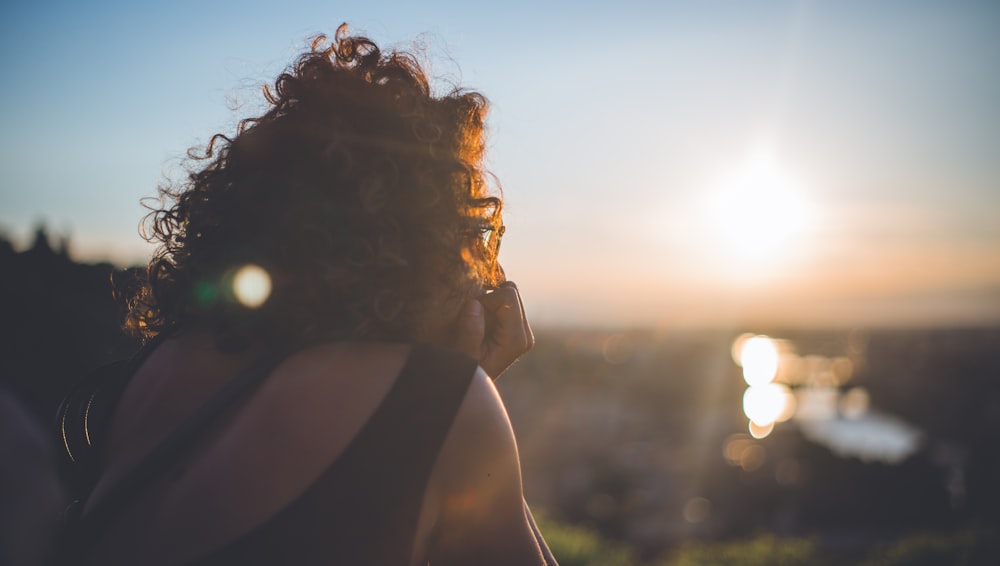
422,368,547,566
432,367,525,494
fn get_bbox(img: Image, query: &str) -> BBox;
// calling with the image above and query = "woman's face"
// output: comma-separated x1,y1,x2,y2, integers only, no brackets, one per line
412,275,483,347
411,224,500,347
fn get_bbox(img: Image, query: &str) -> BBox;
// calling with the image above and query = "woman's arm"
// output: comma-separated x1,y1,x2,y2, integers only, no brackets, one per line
428,280,556,564
425,369,553,565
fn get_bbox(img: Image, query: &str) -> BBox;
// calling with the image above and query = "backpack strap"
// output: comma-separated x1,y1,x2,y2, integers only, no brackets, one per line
62,343,295,557
56,333,167,494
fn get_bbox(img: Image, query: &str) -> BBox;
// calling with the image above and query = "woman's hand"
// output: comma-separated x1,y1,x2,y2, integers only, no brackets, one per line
451,281,534,379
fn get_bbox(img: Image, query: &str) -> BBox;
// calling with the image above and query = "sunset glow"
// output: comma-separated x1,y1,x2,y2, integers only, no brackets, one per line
709,153,812,263
2,1,998,329
3,3,1000,561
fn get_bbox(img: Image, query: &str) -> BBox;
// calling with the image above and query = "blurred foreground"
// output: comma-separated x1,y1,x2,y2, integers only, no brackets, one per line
2,232,998,564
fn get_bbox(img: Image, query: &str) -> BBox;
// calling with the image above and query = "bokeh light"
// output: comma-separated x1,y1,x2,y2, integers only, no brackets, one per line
774,347,804,384
748,420,775,439
723,434,753,466
831,356,855,384
683,497,712,524
802,355,831,385
739,335,780,386
602,333,634,365
743,382,791,426
723,433,768,469
740,444,766,471
840,386,871,419
730,332,755,365
794,386,840,421
232,264,272,308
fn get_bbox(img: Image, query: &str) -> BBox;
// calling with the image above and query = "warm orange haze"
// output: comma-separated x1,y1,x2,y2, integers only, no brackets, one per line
3,1,998,330
20,141,1000,330
2,3,999,564
515,141,1000,328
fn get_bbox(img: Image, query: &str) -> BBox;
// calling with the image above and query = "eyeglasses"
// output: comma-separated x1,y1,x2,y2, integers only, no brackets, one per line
477,223,505,259
465,213,505,283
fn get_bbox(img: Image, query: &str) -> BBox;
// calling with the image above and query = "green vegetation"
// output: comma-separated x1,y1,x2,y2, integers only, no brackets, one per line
661,534,826,566
861,528,1000,566
535,513,638,566
535,517,1000,566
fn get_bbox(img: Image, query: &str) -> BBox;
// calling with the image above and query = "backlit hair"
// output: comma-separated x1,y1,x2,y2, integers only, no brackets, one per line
126,25,504,349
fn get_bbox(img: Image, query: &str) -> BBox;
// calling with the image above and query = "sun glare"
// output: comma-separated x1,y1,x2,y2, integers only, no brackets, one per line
709,151,811,262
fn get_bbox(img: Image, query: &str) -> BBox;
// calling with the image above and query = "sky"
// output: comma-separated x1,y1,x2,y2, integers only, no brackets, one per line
1,0,998,329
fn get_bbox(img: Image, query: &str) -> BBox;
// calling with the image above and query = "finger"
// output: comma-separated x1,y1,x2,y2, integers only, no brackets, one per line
500,281,534,350
451,299,485,361
479,286,525,349
478,285,532,379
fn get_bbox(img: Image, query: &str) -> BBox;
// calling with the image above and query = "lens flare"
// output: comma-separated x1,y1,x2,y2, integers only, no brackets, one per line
194,280,218,306
232,264,272,308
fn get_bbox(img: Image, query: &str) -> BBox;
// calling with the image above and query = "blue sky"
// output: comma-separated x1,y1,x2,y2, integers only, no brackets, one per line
2,1,998,327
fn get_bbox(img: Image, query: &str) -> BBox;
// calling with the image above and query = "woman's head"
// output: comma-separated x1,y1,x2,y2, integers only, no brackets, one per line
127,25,504,348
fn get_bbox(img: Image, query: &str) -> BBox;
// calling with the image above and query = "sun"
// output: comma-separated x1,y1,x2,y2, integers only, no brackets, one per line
708,152,812,262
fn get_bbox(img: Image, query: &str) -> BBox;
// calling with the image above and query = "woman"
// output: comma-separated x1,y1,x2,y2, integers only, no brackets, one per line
80,26,555,565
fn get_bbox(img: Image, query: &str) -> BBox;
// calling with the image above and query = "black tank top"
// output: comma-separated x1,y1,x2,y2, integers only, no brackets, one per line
165,345,476,565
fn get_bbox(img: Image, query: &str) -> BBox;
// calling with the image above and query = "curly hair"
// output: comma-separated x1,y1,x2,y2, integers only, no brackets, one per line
126,25,505,349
